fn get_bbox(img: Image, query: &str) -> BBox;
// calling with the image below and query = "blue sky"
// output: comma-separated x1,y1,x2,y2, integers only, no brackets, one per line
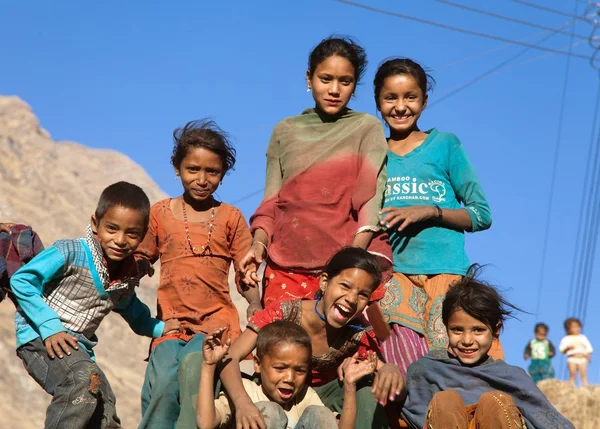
2,0,598,382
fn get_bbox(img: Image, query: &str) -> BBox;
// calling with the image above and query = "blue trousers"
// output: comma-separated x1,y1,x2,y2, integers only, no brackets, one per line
138,334,205,429
17,337,121,429
256,402,338,429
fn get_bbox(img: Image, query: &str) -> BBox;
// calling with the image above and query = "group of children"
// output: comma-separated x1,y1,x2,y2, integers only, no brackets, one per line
4,35,579,429
524,319,594,387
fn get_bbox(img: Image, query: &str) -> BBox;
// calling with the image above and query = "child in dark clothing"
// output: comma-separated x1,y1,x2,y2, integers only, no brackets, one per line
524,322,556,382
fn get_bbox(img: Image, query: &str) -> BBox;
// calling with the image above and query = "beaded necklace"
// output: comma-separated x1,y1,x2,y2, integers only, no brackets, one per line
182,198,215,256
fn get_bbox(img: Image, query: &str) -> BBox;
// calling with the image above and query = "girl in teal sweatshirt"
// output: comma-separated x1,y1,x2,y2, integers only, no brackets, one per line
373,58,497,376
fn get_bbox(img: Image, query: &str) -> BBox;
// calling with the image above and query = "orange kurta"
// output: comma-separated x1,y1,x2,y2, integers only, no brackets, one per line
136,199,252,346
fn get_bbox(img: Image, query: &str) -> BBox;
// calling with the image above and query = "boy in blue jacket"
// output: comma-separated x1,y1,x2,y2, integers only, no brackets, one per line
11,181,180,429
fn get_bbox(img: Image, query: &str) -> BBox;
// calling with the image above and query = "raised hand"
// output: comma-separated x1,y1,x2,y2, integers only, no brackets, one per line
202,327,231,366
342,352,378,387
44,332,80,359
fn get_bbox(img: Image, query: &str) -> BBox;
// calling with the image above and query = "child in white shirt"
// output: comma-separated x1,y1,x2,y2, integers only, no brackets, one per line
559,317,593,387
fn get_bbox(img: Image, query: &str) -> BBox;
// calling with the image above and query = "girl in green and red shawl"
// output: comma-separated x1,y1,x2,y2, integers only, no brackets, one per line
240,36,392,312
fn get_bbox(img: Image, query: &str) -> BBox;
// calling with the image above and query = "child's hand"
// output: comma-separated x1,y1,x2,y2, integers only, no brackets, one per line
0,223,15,233
202,327,231,365
379,206,438,231
44,332,80,359
239,244,266,287
342,352,377,387
372,362,404,406
246,301,263,320
162,319,181,336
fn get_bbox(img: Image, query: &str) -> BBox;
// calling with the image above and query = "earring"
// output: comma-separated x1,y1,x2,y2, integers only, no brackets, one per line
306,87,311,92
175,175,179,181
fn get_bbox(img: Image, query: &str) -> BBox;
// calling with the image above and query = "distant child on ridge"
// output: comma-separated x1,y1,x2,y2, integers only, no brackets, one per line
10,181,179,429
135,119,260,429
559,317,593,387
523,322,555,382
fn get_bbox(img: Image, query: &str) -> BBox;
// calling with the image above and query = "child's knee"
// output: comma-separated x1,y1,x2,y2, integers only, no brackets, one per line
479,391,516,409
254,401,287,429
431,390,464,409
179,351,203,376
69,361,103,396
178,352,203,386
426,391,468,428
301,405,337,425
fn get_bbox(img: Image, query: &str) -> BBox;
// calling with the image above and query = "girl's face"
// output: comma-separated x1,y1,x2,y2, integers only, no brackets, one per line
567,322,581,335
307,55,356,117
176,147,224,203
377,74,427,136
447,308,498,366
319,268,375,329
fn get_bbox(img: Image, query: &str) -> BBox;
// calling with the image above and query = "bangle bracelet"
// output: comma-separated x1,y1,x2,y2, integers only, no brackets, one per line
433,204,443,221
253,241,268,254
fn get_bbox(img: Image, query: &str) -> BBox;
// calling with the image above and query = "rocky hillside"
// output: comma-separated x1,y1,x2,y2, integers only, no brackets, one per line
0,96,249,428
538,379,600,429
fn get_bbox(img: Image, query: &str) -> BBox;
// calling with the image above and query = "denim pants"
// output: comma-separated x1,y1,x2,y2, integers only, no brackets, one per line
313,377,389,429
17,337,121,429
256,401,338,429
138,334,205,429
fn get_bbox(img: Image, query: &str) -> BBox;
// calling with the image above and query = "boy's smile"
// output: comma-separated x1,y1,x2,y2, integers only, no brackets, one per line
254,342,310,408
91,205,146,262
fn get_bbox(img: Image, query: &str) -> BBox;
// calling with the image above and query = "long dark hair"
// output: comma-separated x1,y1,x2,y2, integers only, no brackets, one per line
442,264,522,333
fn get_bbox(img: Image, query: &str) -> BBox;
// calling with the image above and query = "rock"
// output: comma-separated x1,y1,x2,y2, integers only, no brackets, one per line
538,379,600,429
0,95,250,429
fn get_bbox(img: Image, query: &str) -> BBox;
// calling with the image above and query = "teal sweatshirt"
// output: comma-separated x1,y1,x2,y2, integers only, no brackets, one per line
383,128,491,275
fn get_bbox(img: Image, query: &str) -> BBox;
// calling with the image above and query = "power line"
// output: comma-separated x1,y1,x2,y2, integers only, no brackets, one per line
231,188,264,205
429,29,579,107
512,0,586,19
561,73,600,378
575,77,600,324
533,0,579,321
334,0,591,60
434,0,588,39
566,73,600,326
437,17,582,71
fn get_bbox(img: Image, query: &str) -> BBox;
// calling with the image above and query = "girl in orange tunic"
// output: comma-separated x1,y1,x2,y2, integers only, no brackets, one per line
136,120,260,429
